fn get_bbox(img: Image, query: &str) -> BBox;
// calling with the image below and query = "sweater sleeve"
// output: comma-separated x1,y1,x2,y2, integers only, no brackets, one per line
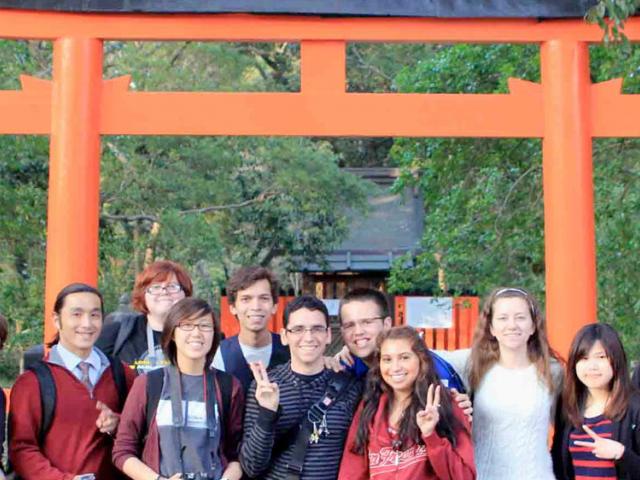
8,372,74,480
616,406,640,480
112,373,148,471
239,381,279,477
222,376,245,464
337,402,369,480
423,404,476,480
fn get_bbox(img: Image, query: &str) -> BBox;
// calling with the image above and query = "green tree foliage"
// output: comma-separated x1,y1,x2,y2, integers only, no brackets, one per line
587,0,639,41
387,42,640,359
0,40,369,377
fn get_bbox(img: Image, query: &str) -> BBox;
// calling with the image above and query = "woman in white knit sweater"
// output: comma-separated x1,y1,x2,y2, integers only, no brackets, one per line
437,287,563,480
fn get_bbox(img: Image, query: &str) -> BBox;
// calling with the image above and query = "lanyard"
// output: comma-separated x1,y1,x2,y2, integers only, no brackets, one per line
146,323,165,367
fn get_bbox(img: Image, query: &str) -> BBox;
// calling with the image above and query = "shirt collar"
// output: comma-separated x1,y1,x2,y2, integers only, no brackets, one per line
53,343,102,372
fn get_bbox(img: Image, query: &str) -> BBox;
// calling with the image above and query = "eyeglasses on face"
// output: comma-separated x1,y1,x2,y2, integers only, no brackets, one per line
146,283,183,295
285,325,328,336
177,322,214,332
340,316,384,333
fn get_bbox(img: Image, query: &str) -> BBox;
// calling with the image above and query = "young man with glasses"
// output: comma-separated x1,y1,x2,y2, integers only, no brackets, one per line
240,295,362,480
335,288,470,403
212,266,290,392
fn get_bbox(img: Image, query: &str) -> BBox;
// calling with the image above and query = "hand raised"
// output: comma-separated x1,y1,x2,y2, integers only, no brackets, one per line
416,384,441,437
574,424,625,460
250,361,280,412
95,400,119,434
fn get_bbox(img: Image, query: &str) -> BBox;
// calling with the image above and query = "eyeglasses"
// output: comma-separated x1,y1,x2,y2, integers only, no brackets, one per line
285,325,328,336
146,283,183,295
340,316,384,333
177,322,214,332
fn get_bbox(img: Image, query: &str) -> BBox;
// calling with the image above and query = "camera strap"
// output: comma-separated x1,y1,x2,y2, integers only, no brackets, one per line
284,371,354,480
167,366,219,477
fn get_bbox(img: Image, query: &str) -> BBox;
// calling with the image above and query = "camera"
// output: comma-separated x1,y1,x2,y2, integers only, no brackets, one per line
181,473,212,480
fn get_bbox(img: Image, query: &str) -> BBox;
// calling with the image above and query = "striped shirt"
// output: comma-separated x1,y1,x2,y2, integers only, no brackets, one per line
569,414,616,480
240,363,363,480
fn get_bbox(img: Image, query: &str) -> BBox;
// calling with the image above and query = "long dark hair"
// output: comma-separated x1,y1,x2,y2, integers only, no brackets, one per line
351,326,463,454
563,323,632,428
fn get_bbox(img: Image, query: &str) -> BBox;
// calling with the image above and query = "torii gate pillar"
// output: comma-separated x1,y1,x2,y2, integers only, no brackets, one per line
541,40,597,354
43,37,103,340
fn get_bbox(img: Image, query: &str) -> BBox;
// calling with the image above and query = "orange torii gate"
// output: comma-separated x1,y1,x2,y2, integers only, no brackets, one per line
1,9,639,356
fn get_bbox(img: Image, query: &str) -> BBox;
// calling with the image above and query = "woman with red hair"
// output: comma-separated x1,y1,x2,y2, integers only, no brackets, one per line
97,260,193,374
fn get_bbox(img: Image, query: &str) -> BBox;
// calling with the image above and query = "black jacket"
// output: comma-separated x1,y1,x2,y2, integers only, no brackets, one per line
552,392,640,480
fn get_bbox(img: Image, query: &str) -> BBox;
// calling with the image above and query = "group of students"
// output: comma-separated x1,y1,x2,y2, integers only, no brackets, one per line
0,260,639,480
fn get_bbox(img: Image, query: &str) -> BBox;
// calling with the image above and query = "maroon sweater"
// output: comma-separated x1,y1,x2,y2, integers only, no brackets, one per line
9,362,135,480
113,370,244,474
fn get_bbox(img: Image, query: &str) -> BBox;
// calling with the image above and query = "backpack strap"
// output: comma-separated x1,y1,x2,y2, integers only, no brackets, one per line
144,367,165,440
213,369,233,443
113,314,142,356
430,351,466,394
284,371,354,480
268,332,291,370
27,361,57,446
107,355,128,410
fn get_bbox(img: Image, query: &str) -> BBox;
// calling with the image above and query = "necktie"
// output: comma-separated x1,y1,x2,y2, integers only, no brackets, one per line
78,361,93,393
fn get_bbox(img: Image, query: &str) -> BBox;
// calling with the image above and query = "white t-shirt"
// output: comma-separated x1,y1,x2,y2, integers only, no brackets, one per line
212,341,273,371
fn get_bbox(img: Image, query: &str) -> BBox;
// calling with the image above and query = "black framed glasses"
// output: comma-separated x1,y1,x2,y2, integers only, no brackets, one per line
146,282,183,295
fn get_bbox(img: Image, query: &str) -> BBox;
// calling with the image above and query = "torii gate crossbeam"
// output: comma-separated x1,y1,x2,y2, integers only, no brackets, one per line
2,10,638,356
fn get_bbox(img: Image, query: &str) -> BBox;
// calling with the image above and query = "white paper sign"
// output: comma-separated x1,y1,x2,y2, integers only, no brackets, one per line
405,297,453,329
322,299,340,316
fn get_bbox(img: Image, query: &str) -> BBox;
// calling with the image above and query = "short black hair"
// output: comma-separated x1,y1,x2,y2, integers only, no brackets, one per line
338,288,390,324
283,295,329,328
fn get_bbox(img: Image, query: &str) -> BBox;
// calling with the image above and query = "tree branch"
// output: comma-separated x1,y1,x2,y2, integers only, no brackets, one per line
101,191,278,223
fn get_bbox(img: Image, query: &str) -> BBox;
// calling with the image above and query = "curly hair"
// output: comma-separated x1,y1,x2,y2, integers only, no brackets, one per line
350,326,462,455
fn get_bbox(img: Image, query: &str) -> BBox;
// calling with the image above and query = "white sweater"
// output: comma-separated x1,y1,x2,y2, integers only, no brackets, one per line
436,349,557,480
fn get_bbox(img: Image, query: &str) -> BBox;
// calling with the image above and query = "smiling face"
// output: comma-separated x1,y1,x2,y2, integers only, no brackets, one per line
489,296,535,354
281,307,331,373
54,291,103,358
340,300,392,362
173,313,215,365
380,338,420,397
230,279,278,334
576,340,614,393
144,273,186,322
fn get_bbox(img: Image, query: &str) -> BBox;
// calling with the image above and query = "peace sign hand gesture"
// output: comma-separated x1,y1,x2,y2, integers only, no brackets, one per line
574,425,626,460
249,361,280,412
416,384,441,437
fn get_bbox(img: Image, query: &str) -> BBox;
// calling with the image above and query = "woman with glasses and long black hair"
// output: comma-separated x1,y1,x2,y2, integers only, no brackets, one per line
97,260,193,374
113,297,244,480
